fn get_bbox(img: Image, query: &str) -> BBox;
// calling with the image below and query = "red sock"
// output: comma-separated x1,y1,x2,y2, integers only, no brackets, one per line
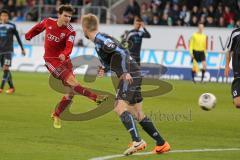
54,96,72,117
73,85,97,101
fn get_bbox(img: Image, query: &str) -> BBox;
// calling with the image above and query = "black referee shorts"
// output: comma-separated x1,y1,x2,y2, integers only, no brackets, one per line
193,50,206,62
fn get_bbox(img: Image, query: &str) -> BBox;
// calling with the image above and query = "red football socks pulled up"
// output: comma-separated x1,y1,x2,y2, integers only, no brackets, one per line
73,85,97,101
54,96,72,117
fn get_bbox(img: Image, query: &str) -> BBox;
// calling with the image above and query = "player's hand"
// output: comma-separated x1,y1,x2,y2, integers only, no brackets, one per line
97,66,105,78
59,54,66,61
224,66,230,77
141,22,145,28
21,50,26,56
121,73,133,84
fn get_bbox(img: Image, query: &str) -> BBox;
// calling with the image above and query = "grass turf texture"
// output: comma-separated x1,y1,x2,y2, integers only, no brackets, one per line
0,72,239,160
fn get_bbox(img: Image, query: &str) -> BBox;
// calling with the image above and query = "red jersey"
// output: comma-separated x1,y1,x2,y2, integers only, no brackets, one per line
25,18,76,61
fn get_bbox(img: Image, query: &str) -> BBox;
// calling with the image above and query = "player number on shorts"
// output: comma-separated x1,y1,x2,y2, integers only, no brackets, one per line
233,90,237,97
4,59,11,65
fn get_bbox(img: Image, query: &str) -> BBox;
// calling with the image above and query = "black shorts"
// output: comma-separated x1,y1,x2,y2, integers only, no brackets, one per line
0,53,12,67
231,78,240,98
193,50,206,62
115,60,143,104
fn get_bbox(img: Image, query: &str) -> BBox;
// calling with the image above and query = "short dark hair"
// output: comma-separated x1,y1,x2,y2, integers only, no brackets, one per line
58,5,75,14
134,16,142,22
0,9,10,16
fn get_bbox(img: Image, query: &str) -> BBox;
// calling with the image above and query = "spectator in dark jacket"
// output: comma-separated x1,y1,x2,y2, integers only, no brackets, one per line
123,0,140,24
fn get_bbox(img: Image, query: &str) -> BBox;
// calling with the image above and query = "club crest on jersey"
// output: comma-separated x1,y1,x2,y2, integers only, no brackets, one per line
60,33,65,39
68,35,75,42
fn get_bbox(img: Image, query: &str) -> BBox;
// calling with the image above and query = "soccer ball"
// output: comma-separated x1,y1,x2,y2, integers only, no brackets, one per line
198,93,216,111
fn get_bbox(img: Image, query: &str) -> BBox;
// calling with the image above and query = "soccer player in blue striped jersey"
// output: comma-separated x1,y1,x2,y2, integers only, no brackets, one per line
122,17,151,66
81,13,170,156
0,9,26,94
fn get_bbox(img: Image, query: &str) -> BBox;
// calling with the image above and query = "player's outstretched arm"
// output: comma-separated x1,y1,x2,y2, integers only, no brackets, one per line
25,19,47,41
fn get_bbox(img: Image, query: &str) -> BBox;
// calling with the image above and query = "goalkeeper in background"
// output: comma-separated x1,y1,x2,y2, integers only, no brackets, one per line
189,23,207,83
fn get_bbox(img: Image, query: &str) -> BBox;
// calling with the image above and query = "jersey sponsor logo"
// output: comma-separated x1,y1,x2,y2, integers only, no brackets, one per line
68,35,75,42
104,39,116,49
47,34,60,42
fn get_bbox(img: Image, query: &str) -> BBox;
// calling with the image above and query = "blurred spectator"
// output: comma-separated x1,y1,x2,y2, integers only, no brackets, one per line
191,6,200,19
160,13,169,25
163,1,171,15
214,3,223,21
141,2,152,24
152,14,160,25
179,5,190,25
227,19,235,28
223,6,235,25
201,0,214,8
170,3,180,25
123,0,140,24
218,16,226,27
200,7,208,18
205,16,215,27
25,0,38,21
190,16,198,26
207,5,214,18
199,15,206,25
5,0,16,19
235,20,240,28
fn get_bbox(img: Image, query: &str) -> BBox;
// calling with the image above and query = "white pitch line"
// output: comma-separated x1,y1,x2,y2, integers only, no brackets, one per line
89,148,240,160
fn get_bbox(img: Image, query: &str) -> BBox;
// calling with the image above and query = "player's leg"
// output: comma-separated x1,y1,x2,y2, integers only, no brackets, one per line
51,93,74,129
0,54,15,93
201,52,207,82
191,52,199,83
233,97,240,109
1,65,11,92
231,78,240,109
128,103,170,154
65,74,107,104
114,99,146,155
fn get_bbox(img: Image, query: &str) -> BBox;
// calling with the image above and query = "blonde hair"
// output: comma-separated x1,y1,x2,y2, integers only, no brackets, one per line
81,14,99,32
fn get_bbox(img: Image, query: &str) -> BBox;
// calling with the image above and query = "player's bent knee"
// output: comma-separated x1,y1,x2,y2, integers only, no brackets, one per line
66,76,78,87
114,101,127,116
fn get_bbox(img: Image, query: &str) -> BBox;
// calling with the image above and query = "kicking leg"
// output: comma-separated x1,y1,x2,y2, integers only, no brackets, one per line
65,74,107,104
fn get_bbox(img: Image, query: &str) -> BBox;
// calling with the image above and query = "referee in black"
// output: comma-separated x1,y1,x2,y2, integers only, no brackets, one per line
0,9,25,94
122,16,151,66
225,28,240,109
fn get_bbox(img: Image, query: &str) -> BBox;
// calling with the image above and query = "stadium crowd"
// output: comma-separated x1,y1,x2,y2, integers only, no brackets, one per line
123,0,240,28
0,0,107,22
0,0,240,28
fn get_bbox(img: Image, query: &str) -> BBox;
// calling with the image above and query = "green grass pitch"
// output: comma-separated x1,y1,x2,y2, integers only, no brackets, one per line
0,72,239,160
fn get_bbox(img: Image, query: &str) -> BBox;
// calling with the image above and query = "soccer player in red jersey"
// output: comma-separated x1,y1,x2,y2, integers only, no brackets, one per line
25,5,107,128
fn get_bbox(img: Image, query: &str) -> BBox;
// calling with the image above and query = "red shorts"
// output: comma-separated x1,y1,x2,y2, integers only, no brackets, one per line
45,59,73,83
